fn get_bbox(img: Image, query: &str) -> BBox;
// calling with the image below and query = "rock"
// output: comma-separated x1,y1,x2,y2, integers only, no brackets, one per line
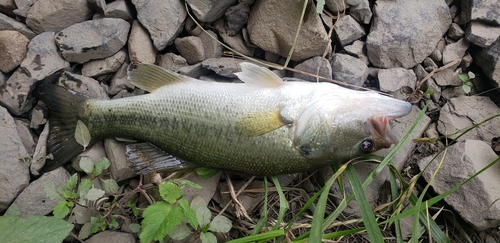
12,0,36,17
325,0,360,13
366,0,451,68
247,0,331,61
0,32,69,116
423,57,438,72
219,29,255,56
128,20,156,64
465,21,500,48
441,86,467,100
0,30,29,73
475,37,500,87
132,0,186,50
26,0,93,34
85,231,135,243
0,71,5,86
433,68,461,86
186,0,237,22
461,0,500,25
344,40,369,65
334,15,365,46
57,72,108,99
71,142,106,172
0,0,16,15
105,138,136,182
224,1,250,36
55,18,130,63
174,36,205,65
201,58,244,78
377,68,416,93
29,122,48,174
350,0,372,24
181,171,221,204
198,30,224,59
0,12,36,39
447,23,464,41
0,106,30,212
293,56,332,82
429,48,442,63
418,140,500,230
157,53,188,71
109,62,134,95
6,167,70,217
105,0,133,21
29,105,46,129
442,38,470,67
87,0,106,14
82,49,126,78
14,118,36,156
331,54,368,86
438,95,500,142
178,63,210,79
216,179,266,217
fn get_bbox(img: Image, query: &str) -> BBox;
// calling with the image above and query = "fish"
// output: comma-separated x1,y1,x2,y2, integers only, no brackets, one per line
33,62,412,175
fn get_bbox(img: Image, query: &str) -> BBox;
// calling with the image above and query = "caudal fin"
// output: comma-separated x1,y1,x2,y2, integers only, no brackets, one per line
33,82,89,173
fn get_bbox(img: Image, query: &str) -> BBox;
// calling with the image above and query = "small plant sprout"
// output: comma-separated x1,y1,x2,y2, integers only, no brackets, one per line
459,71,475,94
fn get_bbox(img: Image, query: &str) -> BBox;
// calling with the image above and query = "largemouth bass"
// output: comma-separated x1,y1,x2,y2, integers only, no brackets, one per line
34,62,412,175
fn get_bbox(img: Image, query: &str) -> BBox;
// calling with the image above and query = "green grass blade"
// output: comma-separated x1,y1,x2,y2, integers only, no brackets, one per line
251,177,268,235
270,176,289,230
389,170,404,243
227,229,285,243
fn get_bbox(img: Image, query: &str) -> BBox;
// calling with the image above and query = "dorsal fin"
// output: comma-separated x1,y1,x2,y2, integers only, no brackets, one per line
127,63,189,92
235,62,284,87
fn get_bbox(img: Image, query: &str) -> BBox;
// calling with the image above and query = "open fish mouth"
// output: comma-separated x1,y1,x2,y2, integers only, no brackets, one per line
365,116,399,149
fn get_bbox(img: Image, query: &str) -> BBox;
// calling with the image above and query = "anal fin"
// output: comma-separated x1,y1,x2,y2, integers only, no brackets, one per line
126,143,197,174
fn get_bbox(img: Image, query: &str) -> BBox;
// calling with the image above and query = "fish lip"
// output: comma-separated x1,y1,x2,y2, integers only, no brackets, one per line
365,116,398,149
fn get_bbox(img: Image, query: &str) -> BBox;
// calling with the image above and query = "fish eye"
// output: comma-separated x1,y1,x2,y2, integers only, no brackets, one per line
360,139,376,153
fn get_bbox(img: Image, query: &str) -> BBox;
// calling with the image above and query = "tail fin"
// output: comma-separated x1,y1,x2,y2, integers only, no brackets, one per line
33,82,89,173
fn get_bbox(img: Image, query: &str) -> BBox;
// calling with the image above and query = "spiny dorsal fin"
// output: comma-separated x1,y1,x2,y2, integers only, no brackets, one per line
235,62,284,87
235,108,290,137
127,63,190,92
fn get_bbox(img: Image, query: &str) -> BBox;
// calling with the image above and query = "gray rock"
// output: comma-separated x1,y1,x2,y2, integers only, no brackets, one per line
175,36,205,65
0,106,30,212
85,231,135,243
418,140,500,230
29,122,48,175
429,49,442,63
334,15,365,46
0,0,16,15
247,0,331,61
325,0,360,13
0,30,29,73
132,0,186,50
224,1,250,36
198,30,223,59
331,54,368,86
186,0,237,22
475,37,500,87
293,56,332,82
181,171,221,204
438,95,500,141
201,57,244,78
55,18,130,64
6,167,70,217
14,118,36,156
71,142,106,172
12,0,36,18
178,63,210,79
29,105,46,129
350,0,372,24
220,30,255,57
466,21,500,48
104,138,136,182
433,68,461,86
344,40,369,65
82,49,126,78
461,52,473,70
57,72,108,99
157,53,188,72
441,86,467,100
127,20,156,64
105,0,133,21
378,68,416,93
0,12,36,39
87,0,106,14
461,0,500,25
26,0,93,34
423,57,438,72
447,23,465,41
109,62,134,95
366,0,451,68
0,32,69,116
442,38,470,67
0,70,5,86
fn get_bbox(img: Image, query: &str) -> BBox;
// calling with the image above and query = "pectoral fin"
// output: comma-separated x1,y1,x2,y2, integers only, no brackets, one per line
235,109,291,137
126,143,197,174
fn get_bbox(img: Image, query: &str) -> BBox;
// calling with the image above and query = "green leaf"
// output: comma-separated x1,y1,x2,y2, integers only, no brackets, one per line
140,202,184,243
84,188,105,201
179,198,198,230
78,178,93,198
0,215,73,243
102,179,119,194
191,196,211,227
169,223,192,240
159,182,182,203
462,84,471,94
79,157,94,174
43,181,62,200
177,179,203,189
458,73,469,82
75,120,91,150
208,215,232,233
93,158,110,176
200,232,217,243
78,222,92,240
129,223,141,233
316,0,325,13
108,218,119,229
195,167,220,179
53,200,70,219
66,173,78,191
468,71,475,79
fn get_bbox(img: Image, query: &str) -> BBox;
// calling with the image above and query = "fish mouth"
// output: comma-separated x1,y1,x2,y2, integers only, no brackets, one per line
365,116,398,149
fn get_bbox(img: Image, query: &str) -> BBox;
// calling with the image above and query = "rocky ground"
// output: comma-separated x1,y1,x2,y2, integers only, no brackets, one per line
0,0,500,242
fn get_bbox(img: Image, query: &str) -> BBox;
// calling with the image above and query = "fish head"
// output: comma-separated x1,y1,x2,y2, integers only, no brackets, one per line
293,91,412,162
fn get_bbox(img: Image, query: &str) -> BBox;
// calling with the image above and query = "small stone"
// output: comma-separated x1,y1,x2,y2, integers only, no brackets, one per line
447,23,464,41
14,118,36,156
0,0,16,15
293,56,332,82
325,0,360,13
105,138,136,182
157,53,188,71
55,18,130,63
213,19,254,56
334,15,365,46
174,36,205,65
475,37,500,87
71,142,106,172
264,51,280,63
331,54,368,86
29,105,46,129
82,49,126,78
87,0,106,14
105,0,133,21
85,231,135,243
378,68,416,93
423,57,438,72
461,0,500,25
201,58,244,78
128,20,157,64
198,30,223,59
186,0,237,22
429,49,442,62
442,38,470,67
0,13,36,39
465,21,500,48
461,52,473,70
26,0,93,34
57,72,108,99
224,1,250,36
132,0,186,50
178,63,210,79
0,30,29,73
344,40,369,65
350,0,372,24
29,122,48,174
433,68,461,87
109,62,134,95
184,17,202,36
